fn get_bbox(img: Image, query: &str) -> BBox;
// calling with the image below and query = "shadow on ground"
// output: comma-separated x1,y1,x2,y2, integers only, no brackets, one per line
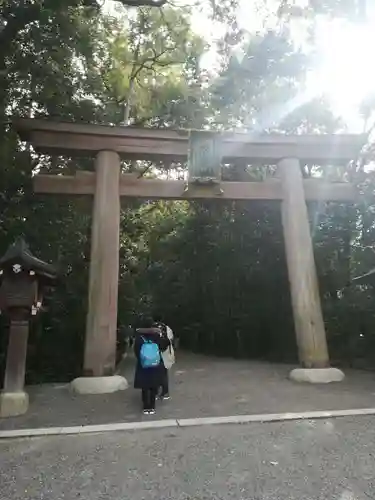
1,352,375,430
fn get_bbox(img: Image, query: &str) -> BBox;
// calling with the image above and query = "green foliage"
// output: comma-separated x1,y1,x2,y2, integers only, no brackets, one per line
142,200,297,360
96,5,205,125
1,0,375,386
210,30,308,129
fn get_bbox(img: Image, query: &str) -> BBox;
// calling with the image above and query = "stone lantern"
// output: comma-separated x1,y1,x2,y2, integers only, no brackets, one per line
0,238,57,417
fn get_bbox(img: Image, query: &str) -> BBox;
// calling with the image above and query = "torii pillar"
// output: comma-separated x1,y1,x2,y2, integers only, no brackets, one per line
71,150,128,394
278,158,344,383
84,150,120,377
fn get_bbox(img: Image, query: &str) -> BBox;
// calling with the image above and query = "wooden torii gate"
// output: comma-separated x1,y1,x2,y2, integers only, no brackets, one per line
16,118,365,385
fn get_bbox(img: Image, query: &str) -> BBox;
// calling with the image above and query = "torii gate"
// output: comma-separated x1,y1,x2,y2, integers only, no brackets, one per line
15,118,365,389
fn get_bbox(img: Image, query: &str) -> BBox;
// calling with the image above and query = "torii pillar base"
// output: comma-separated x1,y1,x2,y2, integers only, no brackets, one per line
290,368,345,384
0,392,29,417
70,375,128,394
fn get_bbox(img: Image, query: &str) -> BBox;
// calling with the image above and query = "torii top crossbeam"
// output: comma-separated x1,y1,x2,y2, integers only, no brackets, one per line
15,118,365,165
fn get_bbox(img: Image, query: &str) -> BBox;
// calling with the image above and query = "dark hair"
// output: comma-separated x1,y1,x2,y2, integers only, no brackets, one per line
153,313,162,323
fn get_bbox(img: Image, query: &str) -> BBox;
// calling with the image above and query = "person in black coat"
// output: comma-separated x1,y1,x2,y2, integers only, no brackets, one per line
133,317,170,415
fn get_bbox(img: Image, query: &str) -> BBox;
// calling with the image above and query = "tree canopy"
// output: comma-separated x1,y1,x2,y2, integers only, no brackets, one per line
1,0,375,383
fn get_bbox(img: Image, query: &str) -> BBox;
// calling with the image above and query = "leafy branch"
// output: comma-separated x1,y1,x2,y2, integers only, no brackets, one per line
118,0,167,5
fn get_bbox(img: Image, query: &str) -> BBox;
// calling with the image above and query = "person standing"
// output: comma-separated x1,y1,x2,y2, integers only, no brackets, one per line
153,315,175,400
133,317,170,415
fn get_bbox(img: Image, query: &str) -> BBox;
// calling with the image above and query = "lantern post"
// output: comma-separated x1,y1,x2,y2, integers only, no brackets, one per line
0,239,56,417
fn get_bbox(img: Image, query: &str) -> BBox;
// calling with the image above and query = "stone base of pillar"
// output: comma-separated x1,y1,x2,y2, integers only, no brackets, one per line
290,368,345,384
70,375,128,394
0,391,29,417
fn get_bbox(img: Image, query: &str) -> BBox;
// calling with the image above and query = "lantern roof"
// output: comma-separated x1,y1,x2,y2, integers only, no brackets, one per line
0,238,57,281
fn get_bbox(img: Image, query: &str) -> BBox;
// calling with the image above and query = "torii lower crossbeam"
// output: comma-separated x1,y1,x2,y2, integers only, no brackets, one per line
33,172,357,201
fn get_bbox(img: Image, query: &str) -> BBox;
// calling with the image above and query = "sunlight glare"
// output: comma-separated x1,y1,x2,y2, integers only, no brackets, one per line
309,20,375,127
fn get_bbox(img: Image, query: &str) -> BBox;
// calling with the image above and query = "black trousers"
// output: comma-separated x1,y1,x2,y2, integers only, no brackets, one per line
142,388,157,410
160,366,169,396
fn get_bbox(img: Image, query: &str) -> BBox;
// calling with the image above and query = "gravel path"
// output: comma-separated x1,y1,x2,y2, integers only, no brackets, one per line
1,417,375,499
1,352,375,430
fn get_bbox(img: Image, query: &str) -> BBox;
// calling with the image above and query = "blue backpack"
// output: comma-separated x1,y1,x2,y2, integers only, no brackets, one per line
140,337,161,368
